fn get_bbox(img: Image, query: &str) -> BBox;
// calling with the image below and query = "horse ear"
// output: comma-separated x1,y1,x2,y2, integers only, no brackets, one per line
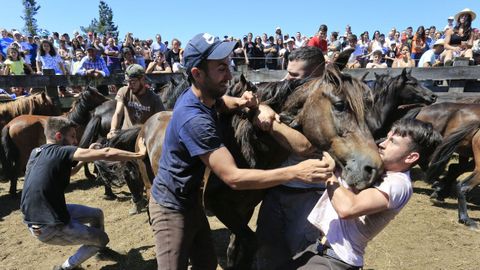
41,91,47,99
374,72,381,80
407,68,412,75
401,68,407,78
240,73,247,84
360,72,369,82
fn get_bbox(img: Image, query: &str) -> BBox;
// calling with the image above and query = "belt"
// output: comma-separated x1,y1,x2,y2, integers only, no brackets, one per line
277,185,325,193
316,237,363,270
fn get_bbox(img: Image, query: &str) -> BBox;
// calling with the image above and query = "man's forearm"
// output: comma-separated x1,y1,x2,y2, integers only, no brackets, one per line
99,147,145,161
270,121,315,156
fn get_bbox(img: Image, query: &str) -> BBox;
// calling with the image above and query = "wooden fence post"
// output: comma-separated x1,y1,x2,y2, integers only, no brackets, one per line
448,58,470,93
42,69,62,110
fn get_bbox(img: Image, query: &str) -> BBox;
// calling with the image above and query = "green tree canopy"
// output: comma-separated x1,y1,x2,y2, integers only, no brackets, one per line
21,0,41,36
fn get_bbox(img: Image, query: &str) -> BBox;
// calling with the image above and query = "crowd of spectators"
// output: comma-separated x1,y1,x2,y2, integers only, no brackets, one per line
0,8,479,97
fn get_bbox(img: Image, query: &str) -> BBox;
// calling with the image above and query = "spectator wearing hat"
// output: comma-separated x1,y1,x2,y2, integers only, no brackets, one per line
418,39,446,67
444,16,455,32
121,47,136,70
443,8,476,65
109,63,164,215
308,24,328,54
282,38,295,70
76,46,110,95
0,28,13,58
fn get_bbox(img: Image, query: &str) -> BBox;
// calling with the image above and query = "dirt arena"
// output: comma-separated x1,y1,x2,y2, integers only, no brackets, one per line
1,167,480,270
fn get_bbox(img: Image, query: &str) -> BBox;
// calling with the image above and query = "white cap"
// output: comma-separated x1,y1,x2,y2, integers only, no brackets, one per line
433,38,445,46
448,16,454,20
13,31,21,36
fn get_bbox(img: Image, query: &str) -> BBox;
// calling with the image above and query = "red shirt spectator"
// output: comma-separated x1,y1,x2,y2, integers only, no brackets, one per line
307,36,328,53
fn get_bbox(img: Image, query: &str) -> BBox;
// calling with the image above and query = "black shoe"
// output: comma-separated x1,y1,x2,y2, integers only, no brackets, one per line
95,246,123,261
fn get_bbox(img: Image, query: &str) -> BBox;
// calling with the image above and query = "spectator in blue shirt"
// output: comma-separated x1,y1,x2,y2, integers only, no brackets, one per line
77,46,110,95
0,28,13,58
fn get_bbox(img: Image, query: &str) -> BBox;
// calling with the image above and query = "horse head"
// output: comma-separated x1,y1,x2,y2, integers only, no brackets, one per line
82,86,109,110
32,91,61,116
390,69,437,108
284,65,383,190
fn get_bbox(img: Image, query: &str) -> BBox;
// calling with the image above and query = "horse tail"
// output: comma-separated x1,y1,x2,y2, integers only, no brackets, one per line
426,122,480,183
0,126,18,180
79,115,102,148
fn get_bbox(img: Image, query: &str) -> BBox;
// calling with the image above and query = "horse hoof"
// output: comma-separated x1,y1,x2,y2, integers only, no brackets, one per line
459,219,479,230
103,193,117,201
429,195,445,205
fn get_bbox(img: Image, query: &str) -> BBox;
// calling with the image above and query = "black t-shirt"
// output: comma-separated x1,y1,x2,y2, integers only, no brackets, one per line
165,50,180,66
21,144,77,225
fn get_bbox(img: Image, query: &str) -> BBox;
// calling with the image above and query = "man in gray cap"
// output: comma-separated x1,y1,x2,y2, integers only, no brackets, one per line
109,64,164,214
148,33,333,270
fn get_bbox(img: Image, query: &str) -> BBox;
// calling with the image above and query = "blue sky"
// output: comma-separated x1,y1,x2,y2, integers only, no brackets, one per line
3,0,480,44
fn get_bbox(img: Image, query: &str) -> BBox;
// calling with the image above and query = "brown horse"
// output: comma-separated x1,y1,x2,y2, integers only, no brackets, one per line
408,102,480,229
0,87,108,195
133,68,381,269
0,92,60,131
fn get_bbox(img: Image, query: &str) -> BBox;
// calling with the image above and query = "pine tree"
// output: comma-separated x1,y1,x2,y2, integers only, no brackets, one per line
21,0,40,36
81,1,119,38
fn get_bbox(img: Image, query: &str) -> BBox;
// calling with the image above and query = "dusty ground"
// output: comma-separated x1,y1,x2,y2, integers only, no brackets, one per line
1,167,480,270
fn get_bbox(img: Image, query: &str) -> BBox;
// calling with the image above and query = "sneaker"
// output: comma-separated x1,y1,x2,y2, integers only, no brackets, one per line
128,198,148,215
52,266,65,270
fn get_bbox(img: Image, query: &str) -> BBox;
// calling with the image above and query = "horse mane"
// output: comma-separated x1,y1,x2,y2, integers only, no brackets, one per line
0,93,44,117
163,73,190,109
67,87,108,125
228,65,368,168
323,65,366,123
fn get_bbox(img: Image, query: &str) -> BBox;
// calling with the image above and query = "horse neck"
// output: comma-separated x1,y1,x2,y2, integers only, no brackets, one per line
0,96,34,120
67,97,94,126
371,80,399,118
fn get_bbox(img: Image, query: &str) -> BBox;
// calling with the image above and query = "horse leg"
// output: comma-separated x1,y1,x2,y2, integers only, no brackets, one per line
83,162,97,181
431,157,473,201
456,172,479,229
103,185,117,200
9,177,18,196
204,175,260,270
458,132,480,229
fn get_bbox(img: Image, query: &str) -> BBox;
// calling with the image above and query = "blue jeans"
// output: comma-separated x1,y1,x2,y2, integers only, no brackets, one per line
28,204,109,269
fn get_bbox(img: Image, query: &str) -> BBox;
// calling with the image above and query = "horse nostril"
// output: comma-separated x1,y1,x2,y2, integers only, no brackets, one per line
364,165,373,176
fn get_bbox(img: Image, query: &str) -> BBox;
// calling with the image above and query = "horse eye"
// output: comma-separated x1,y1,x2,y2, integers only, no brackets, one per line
333,101,347,112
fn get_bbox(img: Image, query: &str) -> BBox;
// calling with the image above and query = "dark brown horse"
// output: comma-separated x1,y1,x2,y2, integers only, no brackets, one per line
0,92,60,131
409,102,480,229
364,69,437,139
0,87,108,195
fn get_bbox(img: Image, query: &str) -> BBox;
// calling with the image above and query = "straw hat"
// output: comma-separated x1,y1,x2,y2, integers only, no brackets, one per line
433,39,445,47
454,8,476,21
